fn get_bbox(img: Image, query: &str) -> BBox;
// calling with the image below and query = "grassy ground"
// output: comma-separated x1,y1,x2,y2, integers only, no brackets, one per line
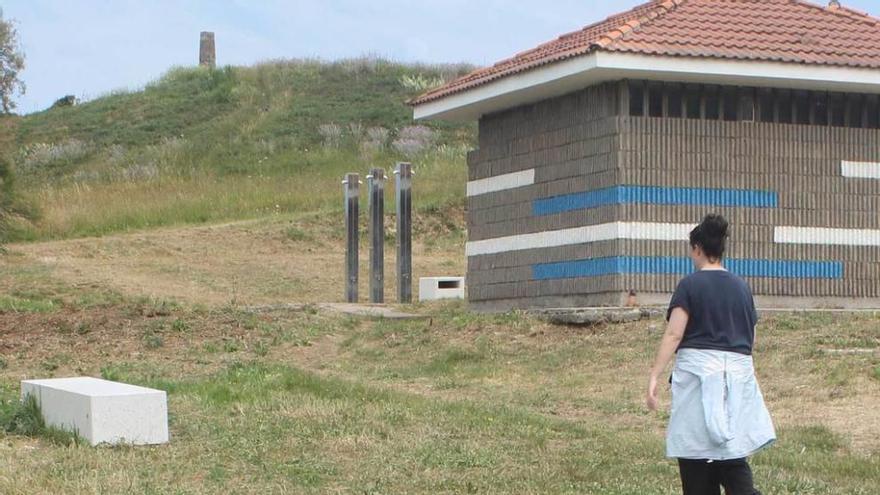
0,297,878,494
4,205,466,306
15,145,467,241
1,222,879,494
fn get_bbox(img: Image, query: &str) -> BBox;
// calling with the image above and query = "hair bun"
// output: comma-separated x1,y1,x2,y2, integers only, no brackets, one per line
701,214,729,238
689,214,730,259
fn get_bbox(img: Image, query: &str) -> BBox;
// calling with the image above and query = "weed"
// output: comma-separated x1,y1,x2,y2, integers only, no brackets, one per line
100,365,127,382
0,395,82,445
2,395,45,437
284,226,311,242
136,297,179,317
0,295,56,313
75,322,91,335
54,321,73,335
237,313,259,330
253,341,269,357
391,125,437,157
422,348,486,376
143,334,164,349
172,318,190,332
783,425,846,452
398,73,446,92
40,360,59,372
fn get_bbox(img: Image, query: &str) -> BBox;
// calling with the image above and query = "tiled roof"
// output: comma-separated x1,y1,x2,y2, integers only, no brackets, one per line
411,0,880,106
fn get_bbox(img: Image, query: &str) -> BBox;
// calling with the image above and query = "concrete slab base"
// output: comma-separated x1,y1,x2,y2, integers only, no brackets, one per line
532,307,663,326
21,377,168,446
470,292,880,313
242,303,426,320
318,303,426,319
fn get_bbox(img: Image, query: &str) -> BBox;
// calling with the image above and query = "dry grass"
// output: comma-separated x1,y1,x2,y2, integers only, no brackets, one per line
0,297,877,493
5,207,465,306
14,144,468,242
0,222,878,493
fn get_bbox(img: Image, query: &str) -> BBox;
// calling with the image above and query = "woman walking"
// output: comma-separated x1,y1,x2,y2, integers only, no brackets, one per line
646,214,775,495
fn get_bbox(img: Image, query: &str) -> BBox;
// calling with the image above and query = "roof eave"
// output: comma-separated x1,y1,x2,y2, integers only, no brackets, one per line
413,52,880,122
413,54,601,121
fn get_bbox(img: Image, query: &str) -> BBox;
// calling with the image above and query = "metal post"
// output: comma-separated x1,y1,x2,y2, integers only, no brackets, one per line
343,173,359,303
368,168,385,303
394,162,412,303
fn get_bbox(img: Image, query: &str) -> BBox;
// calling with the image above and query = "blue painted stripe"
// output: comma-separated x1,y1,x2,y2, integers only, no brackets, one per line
532,256,843,280
533,186,778,216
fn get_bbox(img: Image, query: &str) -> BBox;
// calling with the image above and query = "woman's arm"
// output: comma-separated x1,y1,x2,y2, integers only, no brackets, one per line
646,307,688,411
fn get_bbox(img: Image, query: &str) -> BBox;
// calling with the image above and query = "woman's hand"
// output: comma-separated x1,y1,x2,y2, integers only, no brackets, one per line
646,374,659,411
646,307,687,412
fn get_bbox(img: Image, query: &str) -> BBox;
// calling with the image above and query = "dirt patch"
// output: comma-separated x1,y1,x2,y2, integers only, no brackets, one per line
8,216,465,307
0,301,359,386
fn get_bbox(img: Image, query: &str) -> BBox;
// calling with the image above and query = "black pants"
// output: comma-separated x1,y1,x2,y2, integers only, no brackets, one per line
678,458,761,495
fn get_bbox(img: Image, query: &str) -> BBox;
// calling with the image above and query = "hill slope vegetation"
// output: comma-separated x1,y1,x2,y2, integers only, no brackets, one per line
0,58,475,240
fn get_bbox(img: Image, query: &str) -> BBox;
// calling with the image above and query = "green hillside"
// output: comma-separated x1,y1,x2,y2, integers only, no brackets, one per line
0,58,475,240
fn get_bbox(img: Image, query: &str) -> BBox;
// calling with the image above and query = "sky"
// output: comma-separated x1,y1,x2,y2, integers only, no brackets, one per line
3,0,880,113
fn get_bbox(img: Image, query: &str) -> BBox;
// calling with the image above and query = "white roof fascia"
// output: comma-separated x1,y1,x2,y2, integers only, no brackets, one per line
413,51,880,122
413,54,601,122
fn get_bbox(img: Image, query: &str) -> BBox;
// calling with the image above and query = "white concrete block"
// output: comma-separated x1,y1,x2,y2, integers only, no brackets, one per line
419,277,466,302
21,377,168,446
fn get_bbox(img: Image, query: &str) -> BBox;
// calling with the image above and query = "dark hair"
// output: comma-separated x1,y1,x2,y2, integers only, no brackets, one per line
689,214,729,260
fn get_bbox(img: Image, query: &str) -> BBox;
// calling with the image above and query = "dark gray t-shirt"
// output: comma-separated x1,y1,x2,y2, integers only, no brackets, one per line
666,270,758,356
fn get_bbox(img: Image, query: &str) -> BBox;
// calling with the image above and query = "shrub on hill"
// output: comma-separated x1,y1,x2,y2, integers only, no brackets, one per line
0,155,37,245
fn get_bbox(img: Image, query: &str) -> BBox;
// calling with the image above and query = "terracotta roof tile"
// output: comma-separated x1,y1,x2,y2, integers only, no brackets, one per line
411,0,880,106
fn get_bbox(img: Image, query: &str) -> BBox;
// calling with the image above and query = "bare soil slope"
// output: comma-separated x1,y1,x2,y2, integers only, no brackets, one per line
7,212,465,306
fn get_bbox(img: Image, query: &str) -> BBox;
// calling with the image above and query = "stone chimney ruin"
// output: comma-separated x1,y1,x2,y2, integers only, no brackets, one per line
199,32,216,68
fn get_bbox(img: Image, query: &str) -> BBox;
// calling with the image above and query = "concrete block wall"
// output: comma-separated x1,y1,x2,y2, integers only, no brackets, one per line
617,117,880,306
467,83,625,311
466,81,880,311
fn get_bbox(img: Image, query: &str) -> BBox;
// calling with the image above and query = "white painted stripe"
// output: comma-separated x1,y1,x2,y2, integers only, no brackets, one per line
775,226,880,247
617,222,695,241
841,161,880,179
466,169,535,197
466,222,694,256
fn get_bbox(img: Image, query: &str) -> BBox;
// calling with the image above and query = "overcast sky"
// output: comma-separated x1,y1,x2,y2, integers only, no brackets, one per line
4,0,879,113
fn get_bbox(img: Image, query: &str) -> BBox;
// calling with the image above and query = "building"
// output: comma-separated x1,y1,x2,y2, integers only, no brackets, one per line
410,0,880,311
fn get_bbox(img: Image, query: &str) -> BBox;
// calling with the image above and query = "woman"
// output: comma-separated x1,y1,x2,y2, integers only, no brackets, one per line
646,214,775,495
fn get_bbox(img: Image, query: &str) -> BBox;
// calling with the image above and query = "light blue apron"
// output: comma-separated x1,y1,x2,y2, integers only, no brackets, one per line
667,348,776,460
